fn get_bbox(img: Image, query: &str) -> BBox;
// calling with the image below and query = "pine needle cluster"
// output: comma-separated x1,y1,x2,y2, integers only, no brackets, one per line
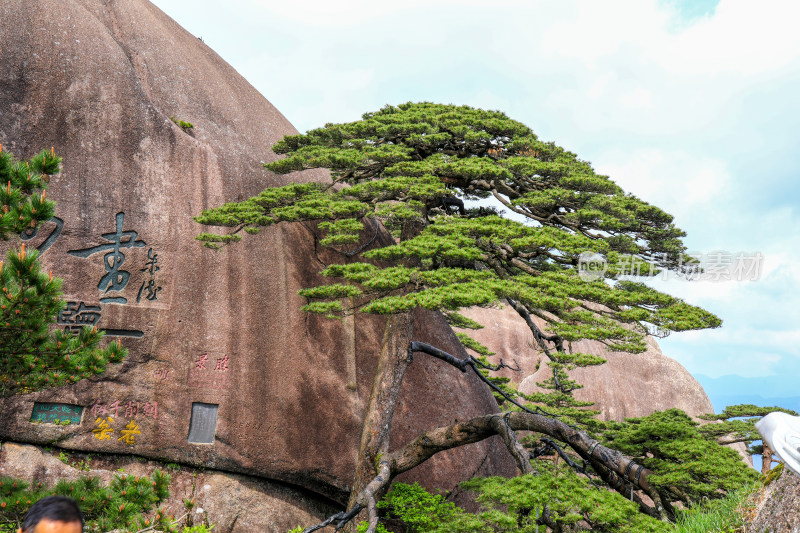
0,146,58,239
0,147,126,397
0,469,174,533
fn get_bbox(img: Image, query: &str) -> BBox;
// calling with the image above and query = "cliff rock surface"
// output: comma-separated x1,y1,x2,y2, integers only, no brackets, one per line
0,0,514,519
460,305,714,420
749,467,800,533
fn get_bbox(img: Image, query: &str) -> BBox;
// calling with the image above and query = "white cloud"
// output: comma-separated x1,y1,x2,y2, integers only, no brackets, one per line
594,148,733,226
245,0,523,27
661,0,800,76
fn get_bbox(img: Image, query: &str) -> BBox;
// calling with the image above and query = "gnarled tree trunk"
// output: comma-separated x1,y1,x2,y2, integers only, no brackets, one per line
344,311,414,531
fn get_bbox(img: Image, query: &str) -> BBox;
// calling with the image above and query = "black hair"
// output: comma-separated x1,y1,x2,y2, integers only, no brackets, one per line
21,495,84,532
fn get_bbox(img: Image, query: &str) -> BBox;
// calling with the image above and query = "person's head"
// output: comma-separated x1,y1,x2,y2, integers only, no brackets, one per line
16,496,83,533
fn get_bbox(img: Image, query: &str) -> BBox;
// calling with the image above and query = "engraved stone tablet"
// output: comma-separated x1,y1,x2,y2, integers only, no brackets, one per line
187,403,218,444
30,403,84,425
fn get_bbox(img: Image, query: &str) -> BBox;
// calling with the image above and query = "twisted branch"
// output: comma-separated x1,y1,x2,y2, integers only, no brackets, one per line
303,410,669,532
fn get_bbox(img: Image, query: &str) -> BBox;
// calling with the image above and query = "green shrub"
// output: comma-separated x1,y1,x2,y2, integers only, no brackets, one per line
0,469,174,533
170,117,194,131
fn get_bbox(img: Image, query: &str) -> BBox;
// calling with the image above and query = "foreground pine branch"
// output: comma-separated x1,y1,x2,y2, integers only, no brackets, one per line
0,147,127,397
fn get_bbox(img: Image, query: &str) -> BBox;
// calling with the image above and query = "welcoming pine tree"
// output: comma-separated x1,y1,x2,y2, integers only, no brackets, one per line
196,103,758,531
0,146,126,398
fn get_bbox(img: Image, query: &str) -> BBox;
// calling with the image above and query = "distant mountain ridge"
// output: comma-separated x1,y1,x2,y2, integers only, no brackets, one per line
695,374,800,414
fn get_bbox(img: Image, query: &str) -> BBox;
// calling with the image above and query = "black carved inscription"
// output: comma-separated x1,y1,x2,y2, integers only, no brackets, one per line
101,329,145,338
20,217,64,254
58,301,143,338
137,248,162,302
67,212,146,304
58,301,101,333
187,403,218,444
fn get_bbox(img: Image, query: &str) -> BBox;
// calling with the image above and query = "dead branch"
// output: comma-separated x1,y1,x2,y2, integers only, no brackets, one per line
472,356,522,372
409,341,562,418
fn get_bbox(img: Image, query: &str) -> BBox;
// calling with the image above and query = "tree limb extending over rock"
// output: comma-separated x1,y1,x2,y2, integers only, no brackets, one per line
304,409,672,533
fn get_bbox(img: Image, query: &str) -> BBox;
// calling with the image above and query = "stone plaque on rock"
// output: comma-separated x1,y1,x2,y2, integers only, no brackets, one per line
188,403,218,444
30,403,83,425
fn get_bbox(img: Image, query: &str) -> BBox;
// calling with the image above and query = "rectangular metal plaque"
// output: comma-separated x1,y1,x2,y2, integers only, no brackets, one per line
30,403,84,425
187,402,218,444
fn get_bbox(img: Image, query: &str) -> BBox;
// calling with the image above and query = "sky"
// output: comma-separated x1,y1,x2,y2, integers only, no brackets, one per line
151,0,800,410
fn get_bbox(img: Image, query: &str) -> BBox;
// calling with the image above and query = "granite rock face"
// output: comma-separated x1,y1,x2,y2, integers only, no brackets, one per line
459,305,714,420
0,0,513,512
750,468,800,533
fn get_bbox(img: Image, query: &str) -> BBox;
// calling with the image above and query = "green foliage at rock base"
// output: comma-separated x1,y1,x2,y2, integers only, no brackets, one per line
360,476,669,533
674,479,761,533
183,525,214,533
464,466,671,533
361,482,488,533
0,469,174,533
355,468,763,533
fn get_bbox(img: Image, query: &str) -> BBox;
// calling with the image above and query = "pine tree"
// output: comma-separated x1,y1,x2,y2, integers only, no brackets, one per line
0,469,174,532
196,103,753,531
0,146,126,398
698,403,798,474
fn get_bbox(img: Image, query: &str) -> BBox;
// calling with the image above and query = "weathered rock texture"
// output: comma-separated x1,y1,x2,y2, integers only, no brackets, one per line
0,441,338,533
459,305,714,420
750,467,800,533
0,0,514,520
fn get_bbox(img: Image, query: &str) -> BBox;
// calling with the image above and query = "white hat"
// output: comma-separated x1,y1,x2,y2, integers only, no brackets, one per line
755,411,800,476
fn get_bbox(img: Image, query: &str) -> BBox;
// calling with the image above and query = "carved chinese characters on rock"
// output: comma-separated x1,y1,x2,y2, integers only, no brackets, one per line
17,210,170,344
92,416,142,445
67,212,146,304
89,399,157,446
16,210,167,310
188,352,231,392
91,399,158,420
57,302,101,333
14,211,171,450
118,420,141,445
92,417,114,440
30,403,84,425
58,301,143,338
232,420,278,435
137,248,162,303
214,355,229,372
20,217,64,254
19,213,166,309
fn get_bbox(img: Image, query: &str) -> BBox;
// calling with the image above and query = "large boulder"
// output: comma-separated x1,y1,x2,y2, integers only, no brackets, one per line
0,0,513,515
459,305,714,420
